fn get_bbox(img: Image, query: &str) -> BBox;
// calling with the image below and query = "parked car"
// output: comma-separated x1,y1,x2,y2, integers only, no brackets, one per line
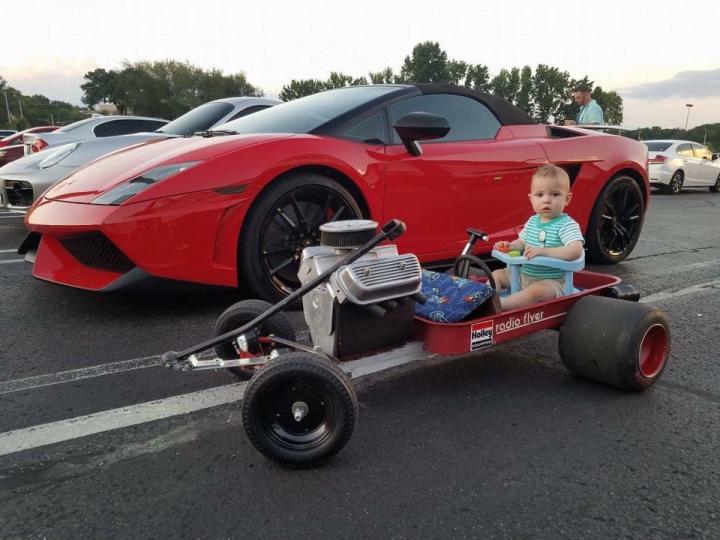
0,129,17,137
21,84,650,301
645,140,720,194
0,97,278,210
0,127,59,168
0,126,58,148
22,115,168,154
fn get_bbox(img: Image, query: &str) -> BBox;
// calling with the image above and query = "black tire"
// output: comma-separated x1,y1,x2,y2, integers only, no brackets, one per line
242,352,358,468
599,283,640,302
709,175,720,193
559,295,670,392
239,173,363,302
667,170,683,194
214,299,295,380
586,175,645,264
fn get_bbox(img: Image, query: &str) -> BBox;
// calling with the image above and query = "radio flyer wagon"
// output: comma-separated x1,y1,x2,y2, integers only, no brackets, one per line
162,219,670,468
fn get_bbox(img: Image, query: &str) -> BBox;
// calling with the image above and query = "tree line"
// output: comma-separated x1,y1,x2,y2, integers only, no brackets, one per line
3,41,717,151
0,76,88,130
279,41,624,126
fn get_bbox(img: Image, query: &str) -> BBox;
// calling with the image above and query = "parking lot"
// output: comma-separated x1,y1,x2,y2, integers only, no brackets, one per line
1,191,719,538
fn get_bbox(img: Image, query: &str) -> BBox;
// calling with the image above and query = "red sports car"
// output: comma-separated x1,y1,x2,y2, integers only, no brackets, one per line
22,84,649,301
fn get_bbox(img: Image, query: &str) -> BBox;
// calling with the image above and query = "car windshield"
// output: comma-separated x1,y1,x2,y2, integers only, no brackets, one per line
157,102,235,135
220,86,407,135
56,118,99,132
644,142,673,152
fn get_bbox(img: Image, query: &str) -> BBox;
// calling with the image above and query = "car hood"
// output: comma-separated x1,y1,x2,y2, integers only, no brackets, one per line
43,133,294,203
0,146,47,174
60,132,172,167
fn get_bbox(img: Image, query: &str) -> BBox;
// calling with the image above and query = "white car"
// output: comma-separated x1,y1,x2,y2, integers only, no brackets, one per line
1,97,279,210
22,115,168,154
645,140,720,194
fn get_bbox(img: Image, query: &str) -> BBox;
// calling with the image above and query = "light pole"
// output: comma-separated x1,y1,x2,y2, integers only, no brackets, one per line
3,89,10,126
684,103,693,131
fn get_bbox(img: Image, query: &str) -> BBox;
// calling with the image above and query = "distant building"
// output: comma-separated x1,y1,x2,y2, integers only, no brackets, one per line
95,102,118,114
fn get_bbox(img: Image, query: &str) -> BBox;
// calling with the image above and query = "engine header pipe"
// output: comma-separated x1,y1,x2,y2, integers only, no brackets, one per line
161,219,407,364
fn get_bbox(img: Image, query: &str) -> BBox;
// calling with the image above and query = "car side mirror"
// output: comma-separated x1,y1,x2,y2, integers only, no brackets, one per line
393,112,450,156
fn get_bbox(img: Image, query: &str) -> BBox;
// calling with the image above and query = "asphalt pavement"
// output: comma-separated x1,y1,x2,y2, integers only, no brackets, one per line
0,190,719,539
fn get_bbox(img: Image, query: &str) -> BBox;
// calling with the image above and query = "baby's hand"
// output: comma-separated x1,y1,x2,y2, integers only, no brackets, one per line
523,246,545,259
494,241,511,252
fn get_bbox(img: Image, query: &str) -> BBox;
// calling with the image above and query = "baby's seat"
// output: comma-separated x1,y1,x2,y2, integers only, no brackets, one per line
491,250,585,296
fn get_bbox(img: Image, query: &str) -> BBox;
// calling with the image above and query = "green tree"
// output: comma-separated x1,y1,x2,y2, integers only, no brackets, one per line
368,67,397,84
592,86,623,125
447,60,468,85
400,41,450,83
490,68,521,104
532,64,571,123
279,79,327,101
82,60,262,118
463,64,490,92
516,65,533,114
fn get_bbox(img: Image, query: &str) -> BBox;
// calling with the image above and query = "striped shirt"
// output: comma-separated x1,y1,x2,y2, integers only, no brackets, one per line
518,214,584,279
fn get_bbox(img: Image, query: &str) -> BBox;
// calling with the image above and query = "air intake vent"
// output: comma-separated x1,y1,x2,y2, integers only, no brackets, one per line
320,219,377,249
333,254,422,304
60,232,135,273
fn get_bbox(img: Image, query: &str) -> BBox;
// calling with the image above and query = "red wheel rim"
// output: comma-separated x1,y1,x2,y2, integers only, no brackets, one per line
638,324,668,378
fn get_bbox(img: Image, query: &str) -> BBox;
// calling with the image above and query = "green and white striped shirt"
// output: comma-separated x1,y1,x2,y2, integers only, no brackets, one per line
518,214,584,279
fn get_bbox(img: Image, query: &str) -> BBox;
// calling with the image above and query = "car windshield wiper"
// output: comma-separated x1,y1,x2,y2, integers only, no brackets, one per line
193,129,238,138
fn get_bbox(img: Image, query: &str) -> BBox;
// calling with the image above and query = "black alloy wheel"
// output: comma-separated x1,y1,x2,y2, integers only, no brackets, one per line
710,175,720,193
586,175,645,264
242,352,358,467
667,170,684,194
240,174,363,302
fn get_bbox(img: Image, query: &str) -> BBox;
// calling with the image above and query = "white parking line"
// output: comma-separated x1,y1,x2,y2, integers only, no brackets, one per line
0,214,24,219
640,279,720,304
0,355,161,395
0,258,24,265
0,383,246,456
0,249,18,253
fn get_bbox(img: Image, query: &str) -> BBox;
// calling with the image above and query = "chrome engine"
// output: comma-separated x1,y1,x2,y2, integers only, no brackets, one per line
298,220,422,358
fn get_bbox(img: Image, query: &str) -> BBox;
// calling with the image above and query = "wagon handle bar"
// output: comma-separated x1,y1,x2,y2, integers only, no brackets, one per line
162,219,406,363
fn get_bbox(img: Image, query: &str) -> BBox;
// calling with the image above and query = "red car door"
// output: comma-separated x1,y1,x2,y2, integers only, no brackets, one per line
381,94,546,261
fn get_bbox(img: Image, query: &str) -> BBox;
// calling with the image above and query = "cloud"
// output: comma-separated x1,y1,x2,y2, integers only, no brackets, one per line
620,69,720,99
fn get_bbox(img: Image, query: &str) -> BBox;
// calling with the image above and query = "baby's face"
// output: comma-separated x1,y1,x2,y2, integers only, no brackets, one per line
528,176,572,221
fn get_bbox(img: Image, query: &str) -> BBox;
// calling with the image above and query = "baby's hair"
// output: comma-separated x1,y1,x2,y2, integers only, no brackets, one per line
532,164,570,191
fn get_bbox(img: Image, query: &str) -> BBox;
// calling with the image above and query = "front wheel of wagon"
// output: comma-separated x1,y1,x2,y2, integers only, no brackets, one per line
242,352,358,468
214,299,296,380
559,295,670,392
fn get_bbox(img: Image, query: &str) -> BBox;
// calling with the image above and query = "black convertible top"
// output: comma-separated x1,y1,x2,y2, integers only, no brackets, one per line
414,84,537,126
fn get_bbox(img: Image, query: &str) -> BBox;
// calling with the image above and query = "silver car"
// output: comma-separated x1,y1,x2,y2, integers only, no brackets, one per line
0,97,279,210
22,115,168,155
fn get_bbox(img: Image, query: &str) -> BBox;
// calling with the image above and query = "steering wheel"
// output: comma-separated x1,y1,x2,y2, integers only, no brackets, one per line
451,254,496,290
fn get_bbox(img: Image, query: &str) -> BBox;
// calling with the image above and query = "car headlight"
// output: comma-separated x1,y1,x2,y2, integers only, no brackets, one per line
38,143,80,169
91,160,203,205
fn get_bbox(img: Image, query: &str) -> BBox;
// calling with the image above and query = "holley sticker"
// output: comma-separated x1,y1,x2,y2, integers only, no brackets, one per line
470,321,494,351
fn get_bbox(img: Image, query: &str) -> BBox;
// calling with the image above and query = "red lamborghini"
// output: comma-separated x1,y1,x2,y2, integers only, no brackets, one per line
21,84,649,301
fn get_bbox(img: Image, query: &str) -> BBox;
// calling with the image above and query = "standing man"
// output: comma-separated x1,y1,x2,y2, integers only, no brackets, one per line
569,85,604,125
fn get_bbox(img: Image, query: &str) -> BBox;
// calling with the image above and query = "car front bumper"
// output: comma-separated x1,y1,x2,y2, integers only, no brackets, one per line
25,191,253,291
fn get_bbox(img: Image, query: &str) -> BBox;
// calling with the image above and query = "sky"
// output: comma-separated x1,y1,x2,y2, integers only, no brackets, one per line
2,0,719,129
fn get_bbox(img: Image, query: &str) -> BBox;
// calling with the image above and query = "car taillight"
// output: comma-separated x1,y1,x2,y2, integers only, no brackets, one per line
31,139,48,153
649,155,667,164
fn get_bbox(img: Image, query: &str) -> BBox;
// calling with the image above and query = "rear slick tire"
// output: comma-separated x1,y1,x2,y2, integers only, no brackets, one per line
559,295,670,392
